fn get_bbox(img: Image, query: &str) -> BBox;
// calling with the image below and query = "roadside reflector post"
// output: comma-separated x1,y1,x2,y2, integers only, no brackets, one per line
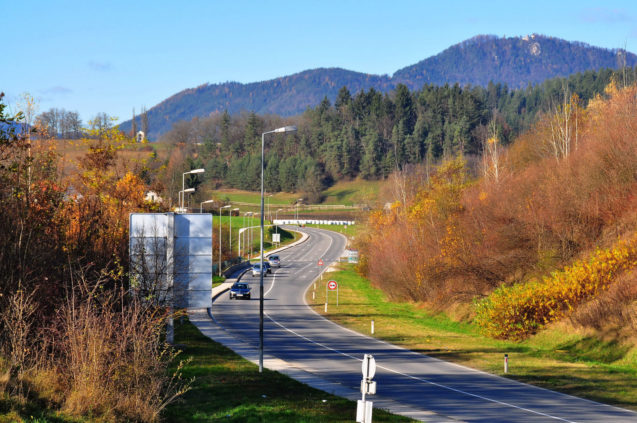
371,319,374,335
312,291,315,300
504,354,509,373
324,302,327,313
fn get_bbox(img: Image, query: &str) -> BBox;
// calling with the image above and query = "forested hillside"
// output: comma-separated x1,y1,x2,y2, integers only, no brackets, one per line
162,66,635,203
119,34,637,140
359,80,637,338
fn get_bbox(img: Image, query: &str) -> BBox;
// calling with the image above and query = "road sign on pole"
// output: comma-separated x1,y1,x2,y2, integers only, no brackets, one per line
318,259,324,266
358,354,376,422
326,280,338,306
362,354,376,380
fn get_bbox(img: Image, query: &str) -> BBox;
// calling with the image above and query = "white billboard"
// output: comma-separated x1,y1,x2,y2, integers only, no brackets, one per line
129,213,213,308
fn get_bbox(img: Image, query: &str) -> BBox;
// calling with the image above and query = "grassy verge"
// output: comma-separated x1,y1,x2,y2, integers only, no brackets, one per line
322,179,381,206
0,316,411,422
303,223,358,238
307,263,637,411
163,319,413,422
0,396,81,423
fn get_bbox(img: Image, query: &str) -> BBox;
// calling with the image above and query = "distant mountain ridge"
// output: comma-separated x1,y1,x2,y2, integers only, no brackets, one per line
120,34,637,139
392,34,634,89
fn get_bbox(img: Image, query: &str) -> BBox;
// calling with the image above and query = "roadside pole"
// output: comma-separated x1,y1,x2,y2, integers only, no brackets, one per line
357,354,376,423
327,280,338,309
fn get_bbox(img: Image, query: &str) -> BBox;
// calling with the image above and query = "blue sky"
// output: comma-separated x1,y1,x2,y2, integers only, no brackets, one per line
4,0,637,125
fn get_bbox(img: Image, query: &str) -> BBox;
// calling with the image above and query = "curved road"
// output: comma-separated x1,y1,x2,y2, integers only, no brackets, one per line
205,227,637,422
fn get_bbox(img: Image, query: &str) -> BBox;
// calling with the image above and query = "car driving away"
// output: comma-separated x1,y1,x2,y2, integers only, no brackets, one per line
251,262,270,277
268,254,281,268
229,282,251,300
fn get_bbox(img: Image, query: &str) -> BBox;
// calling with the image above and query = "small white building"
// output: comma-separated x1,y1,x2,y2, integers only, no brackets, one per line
144,191,163,204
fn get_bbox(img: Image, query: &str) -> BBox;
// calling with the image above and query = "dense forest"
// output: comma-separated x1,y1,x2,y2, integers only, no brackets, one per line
161,66,637,202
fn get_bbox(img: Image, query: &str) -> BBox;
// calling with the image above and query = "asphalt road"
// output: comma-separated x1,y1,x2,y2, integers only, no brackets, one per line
210,226,637,422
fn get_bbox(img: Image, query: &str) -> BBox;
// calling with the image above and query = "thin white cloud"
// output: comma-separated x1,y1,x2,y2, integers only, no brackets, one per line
42,86,73,95
88,60,112,71
581,8,631,24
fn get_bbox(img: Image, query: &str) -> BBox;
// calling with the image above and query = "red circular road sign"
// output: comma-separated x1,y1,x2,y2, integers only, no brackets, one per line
318,259,324,266
327,280,337,290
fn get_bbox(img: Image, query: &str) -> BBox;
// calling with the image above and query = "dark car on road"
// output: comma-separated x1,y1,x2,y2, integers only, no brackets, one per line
229,282,251,300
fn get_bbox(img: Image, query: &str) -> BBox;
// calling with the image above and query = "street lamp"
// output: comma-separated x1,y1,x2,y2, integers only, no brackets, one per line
181,168,205,209
230,207,240,255
178,188,195,212
260,125,296,373
275,208,283,235
244,212,254,259
200,199,215,213
219,204,231,276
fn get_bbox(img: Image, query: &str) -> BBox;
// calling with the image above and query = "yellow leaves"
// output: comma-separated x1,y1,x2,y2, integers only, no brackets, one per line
114,172,145,206
475,237,637,340
408,156,470,225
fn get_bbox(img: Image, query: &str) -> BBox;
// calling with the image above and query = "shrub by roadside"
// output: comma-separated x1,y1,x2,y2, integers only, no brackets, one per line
475,237,637,340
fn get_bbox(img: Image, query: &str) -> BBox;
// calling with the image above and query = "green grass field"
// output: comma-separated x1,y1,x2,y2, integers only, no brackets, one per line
322,179,381,206
213,189,299,206
308,263,637,411
207,179,382,209
303,223,359,238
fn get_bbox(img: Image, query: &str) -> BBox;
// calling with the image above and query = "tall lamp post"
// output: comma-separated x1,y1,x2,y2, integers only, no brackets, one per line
181,168,205,210
260,125,297,373
245,211,253,259
219,204,231,276
200,199,215,213
275,208,283,235
230,208,240,255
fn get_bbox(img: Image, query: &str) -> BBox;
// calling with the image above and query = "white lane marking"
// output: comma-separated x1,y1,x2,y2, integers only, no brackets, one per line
264,268,280,297
265,313,576,423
